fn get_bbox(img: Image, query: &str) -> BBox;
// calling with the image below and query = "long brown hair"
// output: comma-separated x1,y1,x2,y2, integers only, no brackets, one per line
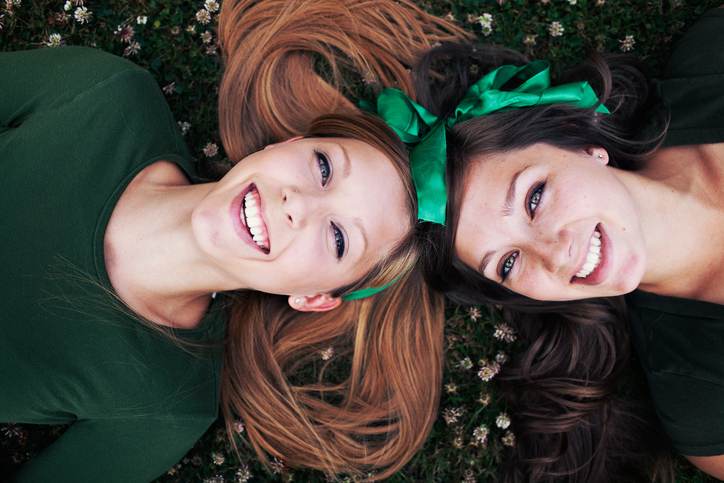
413,44,674,482
216,1,466,478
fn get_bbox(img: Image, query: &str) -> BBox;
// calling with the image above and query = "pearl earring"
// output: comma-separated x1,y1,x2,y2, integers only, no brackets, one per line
597,153,604,159
294,297,303,306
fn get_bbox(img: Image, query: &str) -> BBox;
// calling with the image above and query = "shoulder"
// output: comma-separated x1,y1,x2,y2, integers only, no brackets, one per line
686,454,724,480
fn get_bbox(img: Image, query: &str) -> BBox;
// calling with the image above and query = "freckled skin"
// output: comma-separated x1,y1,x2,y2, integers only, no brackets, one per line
455,143,647,301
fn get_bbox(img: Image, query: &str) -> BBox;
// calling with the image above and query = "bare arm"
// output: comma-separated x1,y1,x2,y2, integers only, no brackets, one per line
686,455,724,479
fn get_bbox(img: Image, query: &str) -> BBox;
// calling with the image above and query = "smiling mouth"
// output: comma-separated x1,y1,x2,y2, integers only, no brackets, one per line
571,224,605,284
240,184,270,253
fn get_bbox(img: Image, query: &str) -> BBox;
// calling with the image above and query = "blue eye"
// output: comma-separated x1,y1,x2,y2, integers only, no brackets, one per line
316,150,332,186
331,222,345,260
499,251,519,281
527,182,545,217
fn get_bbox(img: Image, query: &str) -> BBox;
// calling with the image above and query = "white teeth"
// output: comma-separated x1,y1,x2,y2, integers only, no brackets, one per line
575,229,603,279
241,187,269,251
247,214,262,228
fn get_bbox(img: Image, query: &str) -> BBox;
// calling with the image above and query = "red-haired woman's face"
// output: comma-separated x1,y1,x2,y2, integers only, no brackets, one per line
454,143,648,301
191,137,410,300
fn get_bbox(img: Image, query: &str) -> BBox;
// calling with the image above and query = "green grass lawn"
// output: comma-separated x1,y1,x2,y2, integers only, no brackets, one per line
1,0,722,481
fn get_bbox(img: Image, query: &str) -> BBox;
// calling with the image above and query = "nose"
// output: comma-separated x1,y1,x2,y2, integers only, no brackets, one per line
281,186,323,229
524,228,573,275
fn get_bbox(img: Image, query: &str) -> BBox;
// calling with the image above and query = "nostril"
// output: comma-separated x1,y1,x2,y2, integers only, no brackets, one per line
287,214,293,223
283,194,287,202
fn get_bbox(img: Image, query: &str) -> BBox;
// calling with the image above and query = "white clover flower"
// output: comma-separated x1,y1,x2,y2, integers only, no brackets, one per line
568,0,577,4
204,0,220,13
233,420,245,434
211,452,225,465
123,41,141,57
477,13,493,37
493,322,516,343
320,346,334,361
472,424,489,445
46,33,62,47
444,382,458,394
203,142,219,157
496,412,511,429
467,306,481,321
477,359,501,382
548,21,564,37
178,121,191,135
495,351,509,364
73,6,92,24
458,356,473,370
270,457,285,474
10,0,20,6
195,8,211,24
136,15,147,25
619,34,635,52
478,392,492,407
205,44,218,56
442,406,465,425
162,82,176,95
502,430,516,447
201,30,213,44
116,24,135,43
462,469,477,483
63,0,72,11
186,24,197,34
235,464,252,483
523,34,537,46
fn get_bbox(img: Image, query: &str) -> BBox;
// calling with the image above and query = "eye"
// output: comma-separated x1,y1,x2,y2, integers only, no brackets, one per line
331,222,346,260
527,182,545,218
316,150,332,187
499,251,519,281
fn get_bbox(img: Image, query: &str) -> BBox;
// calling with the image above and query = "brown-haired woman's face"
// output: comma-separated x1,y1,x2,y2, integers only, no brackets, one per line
191,137,410,298
454,143,648,301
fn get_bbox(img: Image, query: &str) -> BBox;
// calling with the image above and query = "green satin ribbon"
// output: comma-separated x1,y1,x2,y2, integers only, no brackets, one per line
370,59,610,225
345,60,608,301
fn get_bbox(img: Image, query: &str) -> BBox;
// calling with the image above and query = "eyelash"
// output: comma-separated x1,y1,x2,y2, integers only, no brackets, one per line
499,182,546,281
331,222,345,260
315,150,332,186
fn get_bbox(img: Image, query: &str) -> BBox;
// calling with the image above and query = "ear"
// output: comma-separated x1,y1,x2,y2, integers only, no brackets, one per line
585,146,609,165
263,135,304,151
287,293,342,312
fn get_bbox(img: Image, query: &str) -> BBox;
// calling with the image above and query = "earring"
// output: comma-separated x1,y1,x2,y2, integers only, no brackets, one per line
293,297,303,306
597,153,604,159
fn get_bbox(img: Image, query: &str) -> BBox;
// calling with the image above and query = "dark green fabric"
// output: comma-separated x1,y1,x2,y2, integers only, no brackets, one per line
0,47,226,482
627,8,724,457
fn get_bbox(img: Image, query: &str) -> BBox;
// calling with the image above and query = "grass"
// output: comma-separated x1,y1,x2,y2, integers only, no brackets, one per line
1,0,722,481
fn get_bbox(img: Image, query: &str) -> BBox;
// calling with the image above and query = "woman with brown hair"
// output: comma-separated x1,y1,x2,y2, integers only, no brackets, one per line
376,6,724,483
0,1,466,481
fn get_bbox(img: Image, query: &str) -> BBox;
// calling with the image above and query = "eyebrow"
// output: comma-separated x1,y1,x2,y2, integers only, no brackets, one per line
479,164,531,275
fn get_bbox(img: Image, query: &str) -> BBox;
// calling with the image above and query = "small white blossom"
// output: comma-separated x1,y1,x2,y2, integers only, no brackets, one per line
462,469,477,483
233,420,245,434
477,359,501,382
444,11,455,22
320,346,334,361
205,44,218,56
596,0,606,4
45,33,62,47
467,306,481,321
548,21,564,37
476,13,493,37
201,30,213,44
568,0,577,4
235,464,252,483
493,323,516,343
445,382,458,394
136,15,147,25
502,430,516,447
211,452,225,465
442,407,465,425
123,41,141,57
472,424,489,446
73,6,92,24
203,142,219,157
195,8,211,24
458,356,473,370
478,392,492,407
269,457,285,474
495,351,509,364
523,34,537,46
496,412,511,430
178,121,191,135
204,0,220,13
116,24,135,43
186,24,197,34
63,1,72,11
619,34,635,52
162,82,176,95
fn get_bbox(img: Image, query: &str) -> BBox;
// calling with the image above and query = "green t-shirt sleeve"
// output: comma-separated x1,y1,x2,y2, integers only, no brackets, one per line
0,46,146,128
11,417,212,483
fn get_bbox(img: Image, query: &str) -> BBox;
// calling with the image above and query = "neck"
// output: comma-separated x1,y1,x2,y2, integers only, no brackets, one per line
106,181,250,328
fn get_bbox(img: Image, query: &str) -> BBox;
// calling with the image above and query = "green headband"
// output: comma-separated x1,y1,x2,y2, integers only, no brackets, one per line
344,60,609,300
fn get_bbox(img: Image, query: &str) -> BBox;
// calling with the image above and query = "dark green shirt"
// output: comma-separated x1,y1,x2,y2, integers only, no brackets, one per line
627,8,724,457
1,47,226,481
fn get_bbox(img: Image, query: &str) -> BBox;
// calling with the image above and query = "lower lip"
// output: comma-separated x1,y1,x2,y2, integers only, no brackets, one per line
572,223,612,286
229,184,266,254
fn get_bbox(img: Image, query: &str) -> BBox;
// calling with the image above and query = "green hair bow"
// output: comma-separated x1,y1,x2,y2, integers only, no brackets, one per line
368,59,610,225
344,60,608,301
